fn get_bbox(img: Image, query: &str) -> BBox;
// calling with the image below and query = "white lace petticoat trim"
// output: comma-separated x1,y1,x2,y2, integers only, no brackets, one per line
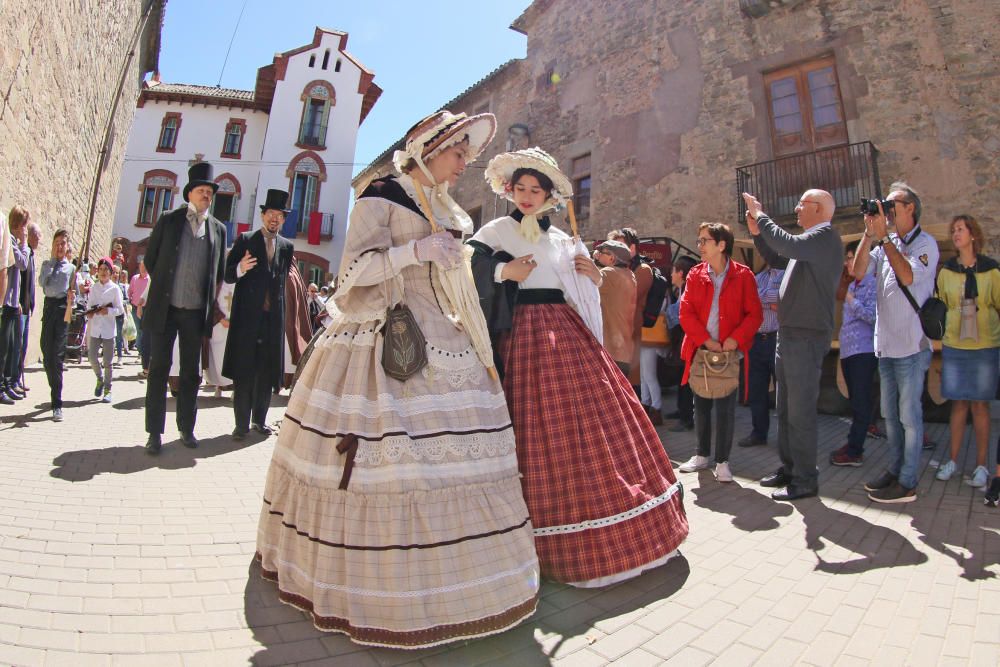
532,482,682,536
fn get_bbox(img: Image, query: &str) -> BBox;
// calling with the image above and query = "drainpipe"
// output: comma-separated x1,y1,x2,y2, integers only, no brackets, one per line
81,0,159,260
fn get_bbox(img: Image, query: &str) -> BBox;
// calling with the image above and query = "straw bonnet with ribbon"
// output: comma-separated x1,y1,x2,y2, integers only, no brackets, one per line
485,148,573,243
392,110,496,235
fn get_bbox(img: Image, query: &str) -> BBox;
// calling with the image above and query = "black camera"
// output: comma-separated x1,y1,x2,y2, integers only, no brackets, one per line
860,198,895,216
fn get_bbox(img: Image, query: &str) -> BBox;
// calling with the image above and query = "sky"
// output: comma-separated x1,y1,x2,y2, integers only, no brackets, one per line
156,0,532,177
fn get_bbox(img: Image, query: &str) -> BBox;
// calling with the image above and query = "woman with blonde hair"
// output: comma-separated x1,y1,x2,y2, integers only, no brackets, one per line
934,214,1000,492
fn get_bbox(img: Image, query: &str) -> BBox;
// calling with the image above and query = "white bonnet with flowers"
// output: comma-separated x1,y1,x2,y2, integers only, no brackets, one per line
485,148,573,242
392,110,496,234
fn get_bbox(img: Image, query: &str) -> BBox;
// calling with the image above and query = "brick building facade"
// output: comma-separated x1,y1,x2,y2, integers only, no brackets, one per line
0,0,164,359
355,0,1000,254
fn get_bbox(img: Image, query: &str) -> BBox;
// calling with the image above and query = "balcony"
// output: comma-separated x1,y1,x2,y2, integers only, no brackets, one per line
293,211,334,240
735,141,880,223
297,123,328,149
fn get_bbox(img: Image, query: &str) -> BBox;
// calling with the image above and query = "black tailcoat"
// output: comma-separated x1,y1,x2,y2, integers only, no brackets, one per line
222,229,293,387
143,206,227,334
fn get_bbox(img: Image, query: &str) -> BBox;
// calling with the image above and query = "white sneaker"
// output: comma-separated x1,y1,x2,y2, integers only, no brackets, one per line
52,408,63,422
966,465,989,488
679,455,711,473
102,391,112,403
935,459,956,481
715,461,733,483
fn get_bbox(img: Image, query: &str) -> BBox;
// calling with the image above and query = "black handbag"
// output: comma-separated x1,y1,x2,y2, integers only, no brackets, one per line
900,284,946,340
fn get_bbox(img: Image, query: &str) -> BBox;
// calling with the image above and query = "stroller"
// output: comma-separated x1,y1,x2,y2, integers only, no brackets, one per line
65,304,88,363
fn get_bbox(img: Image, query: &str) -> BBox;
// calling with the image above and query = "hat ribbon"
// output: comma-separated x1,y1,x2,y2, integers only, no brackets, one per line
410,153,472,234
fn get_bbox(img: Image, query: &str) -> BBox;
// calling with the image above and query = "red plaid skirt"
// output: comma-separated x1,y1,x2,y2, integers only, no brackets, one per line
500,302,689,584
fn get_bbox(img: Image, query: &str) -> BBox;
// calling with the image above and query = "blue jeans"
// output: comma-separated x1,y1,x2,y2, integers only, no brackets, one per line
879,348,932,489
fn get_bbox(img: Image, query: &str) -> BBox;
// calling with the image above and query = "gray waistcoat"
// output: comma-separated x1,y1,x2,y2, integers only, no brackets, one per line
170,221,210,309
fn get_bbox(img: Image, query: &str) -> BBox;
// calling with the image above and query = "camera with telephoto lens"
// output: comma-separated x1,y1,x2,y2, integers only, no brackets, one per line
860,198,895,216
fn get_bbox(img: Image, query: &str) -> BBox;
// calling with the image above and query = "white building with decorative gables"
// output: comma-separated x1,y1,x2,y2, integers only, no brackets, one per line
111,27,381,284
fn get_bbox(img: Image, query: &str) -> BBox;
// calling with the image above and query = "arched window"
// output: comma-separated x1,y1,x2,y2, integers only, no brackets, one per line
322,49,331,70
136,169,178,226
220,118,246,158
308,54,316,68
297,81,336,149
334,58,341,73
286,151,328,235
156,112,181,153
212,173,242,227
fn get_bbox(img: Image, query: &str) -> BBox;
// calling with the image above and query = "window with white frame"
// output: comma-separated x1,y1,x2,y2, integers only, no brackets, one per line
137,170,177,226
156,113,181,152
221,119,246,158
297,82,335,149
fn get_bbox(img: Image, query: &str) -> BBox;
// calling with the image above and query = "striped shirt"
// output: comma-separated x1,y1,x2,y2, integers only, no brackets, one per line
706,259,729,341
755,268,783,333
865,225,940,358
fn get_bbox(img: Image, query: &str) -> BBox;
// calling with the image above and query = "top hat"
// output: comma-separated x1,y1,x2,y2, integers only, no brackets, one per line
183,162,219,202
259,189,291,214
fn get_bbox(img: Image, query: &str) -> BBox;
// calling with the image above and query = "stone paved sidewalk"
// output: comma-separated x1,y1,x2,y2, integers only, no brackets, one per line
1,354,998,666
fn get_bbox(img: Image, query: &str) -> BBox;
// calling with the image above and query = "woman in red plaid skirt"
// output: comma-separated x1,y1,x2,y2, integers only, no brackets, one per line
469,149,689,587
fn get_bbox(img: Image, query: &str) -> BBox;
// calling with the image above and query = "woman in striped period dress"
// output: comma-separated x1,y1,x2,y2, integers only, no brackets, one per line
254,111,539,649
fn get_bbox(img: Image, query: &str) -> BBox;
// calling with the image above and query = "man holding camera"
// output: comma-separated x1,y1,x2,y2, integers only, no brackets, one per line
851,182,938,504
742,190,843,501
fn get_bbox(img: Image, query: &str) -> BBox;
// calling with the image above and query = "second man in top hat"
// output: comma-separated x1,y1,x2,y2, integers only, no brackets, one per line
223,189,295,439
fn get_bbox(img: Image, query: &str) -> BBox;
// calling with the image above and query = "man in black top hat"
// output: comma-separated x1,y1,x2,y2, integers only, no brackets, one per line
143,162,227,454
223,189,294,439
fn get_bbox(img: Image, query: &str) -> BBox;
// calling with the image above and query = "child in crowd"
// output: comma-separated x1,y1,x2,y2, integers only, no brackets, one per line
85,257,123,403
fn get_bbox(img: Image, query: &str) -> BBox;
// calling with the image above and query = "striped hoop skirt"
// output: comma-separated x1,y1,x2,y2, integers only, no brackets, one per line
255,315,539,649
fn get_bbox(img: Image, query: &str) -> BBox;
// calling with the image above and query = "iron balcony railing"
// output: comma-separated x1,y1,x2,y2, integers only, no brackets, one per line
736,141,880,223
299,122,328,148
319,212,334,238
293,211,334,239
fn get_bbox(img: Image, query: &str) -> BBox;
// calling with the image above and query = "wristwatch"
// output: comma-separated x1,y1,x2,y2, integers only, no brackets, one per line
880,235,890,246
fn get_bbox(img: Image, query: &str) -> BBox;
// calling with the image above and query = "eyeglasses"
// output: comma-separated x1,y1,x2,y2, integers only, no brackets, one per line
696,238,714,246
797,199,821,207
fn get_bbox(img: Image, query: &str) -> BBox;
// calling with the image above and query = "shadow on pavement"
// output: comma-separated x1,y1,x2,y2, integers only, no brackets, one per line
242,552,691,665
50,433,259,481
0,399,93,429
690,471,793,531
796,497,928,574
911,507,1000,582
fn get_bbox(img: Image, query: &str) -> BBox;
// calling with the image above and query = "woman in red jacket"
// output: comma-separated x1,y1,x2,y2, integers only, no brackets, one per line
678,223,763,483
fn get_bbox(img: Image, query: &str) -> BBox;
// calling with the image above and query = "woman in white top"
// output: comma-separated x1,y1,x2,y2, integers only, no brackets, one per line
85,257,124,402
469,148,689,588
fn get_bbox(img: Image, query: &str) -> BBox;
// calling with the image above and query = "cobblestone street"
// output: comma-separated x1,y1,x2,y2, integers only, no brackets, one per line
1,354,998,666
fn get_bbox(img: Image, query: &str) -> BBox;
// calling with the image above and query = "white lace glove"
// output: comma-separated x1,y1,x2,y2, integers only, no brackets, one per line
414,231,463,269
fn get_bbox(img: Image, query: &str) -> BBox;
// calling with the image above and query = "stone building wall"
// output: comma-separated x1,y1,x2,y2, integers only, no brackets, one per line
0,0,163,360
359,0,1000,253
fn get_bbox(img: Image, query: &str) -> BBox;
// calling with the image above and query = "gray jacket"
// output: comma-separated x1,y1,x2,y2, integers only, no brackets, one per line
752,216,843,336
